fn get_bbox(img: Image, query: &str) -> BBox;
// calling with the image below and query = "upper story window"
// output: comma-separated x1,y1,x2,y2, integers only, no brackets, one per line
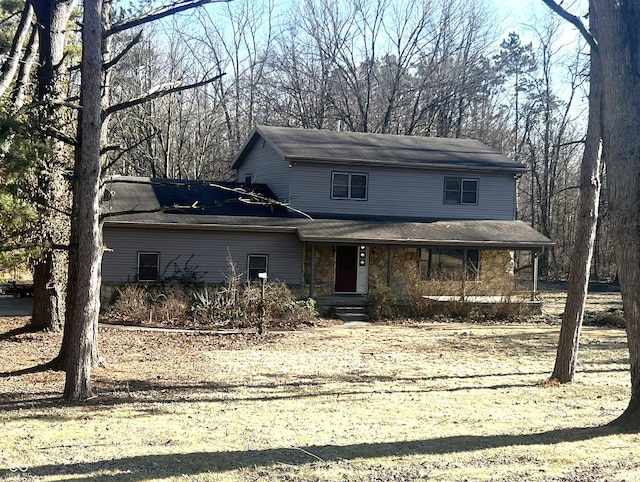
332,172,368,200
444,177,478,205
138,252,159,281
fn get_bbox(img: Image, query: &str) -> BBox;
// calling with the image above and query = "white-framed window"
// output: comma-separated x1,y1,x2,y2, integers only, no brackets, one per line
444,177,478,205
331,172,368,200
247,254,268,281
138,252,159,281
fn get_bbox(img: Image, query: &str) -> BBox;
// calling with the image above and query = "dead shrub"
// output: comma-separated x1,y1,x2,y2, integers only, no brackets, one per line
107,285,150,324
443,300,475,319
189,281,317,329
400,266,531,320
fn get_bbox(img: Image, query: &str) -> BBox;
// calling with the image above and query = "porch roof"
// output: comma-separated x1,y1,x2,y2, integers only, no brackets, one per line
295,219,554,250
105,215,553,250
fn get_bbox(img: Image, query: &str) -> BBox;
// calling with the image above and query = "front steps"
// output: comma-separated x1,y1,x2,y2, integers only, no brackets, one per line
313,295,371,322
334,305,370,323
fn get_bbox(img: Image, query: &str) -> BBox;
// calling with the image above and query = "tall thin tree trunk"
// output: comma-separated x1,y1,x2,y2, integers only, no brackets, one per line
0,2,33,98
550,30,603,382
63,0,103,401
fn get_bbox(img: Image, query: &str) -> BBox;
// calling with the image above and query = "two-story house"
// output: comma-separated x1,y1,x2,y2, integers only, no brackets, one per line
101,125,553,300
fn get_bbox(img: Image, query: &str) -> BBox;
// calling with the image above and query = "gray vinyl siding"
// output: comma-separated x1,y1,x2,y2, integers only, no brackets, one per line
235,143,291,201
287,163,517,220
102,226,303,284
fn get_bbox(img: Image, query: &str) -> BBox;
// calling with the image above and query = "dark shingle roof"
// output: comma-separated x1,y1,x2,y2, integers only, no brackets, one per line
232,125,524,172
295,219,554,248
102,177,553,249
103,177,296,219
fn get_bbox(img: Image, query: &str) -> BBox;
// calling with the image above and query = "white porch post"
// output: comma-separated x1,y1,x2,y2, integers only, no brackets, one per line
532,250,539,301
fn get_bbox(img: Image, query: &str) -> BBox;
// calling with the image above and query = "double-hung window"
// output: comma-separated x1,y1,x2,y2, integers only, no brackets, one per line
332,172,368,200
247,255,268,281
138,252,159,281
444,177,478,205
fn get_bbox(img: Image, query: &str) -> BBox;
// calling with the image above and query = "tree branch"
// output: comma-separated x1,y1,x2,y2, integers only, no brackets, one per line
540,0,598,52
101,74,225,120
104,0,232,38
103,30,143,71
100,179,313,220
101,129,159,171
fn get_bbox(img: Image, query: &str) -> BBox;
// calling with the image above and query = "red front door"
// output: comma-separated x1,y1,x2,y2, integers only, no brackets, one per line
335,246,357,292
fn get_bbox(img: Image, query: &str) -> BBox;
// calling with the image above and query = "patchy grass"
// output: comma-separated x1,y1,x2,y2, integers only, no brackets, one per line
0,312,638,481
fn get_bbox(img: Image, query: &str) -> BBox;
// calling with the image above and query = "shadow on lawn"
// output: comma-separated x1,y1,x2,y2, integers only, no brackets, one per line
14,426,619,481
0,363,628,420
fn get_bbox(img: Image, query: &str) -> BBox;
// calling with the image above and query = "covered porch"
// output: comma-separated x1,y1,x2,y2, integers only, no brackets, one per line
296,219,554,300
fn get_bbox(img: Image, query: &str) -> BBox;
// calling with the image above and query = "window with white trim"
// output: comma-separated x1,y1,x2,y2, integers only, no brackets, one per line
247,254,268,281
331,172,368,200
444,177,478,204
138,252,159,281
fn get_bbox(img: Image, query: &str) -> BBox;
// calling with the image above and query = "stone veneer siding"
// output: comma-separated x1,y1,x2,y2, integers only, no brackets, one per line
303,244,336,296
480,250,515,282
301,244,515,297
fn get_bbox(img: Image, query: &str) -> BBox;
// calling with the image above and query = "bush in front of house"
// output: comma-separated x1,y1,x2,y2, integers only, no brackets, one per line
190,280,317,329
392,268,533,321
366,277,398,320
105,279,318,330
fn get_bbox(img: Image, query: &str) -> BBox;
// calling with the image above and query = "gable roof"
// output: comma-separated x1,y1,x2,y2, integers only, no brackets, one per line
232,125,524,172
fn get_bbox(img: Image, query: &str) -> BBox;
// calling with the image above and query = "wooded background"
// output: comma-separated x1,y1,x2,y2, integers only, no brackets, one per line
0,0,609,281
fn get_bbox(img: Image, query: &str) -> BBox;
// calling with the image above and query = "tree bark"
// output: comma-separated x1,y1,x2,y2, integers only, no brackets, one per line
63,0,103,401
30,252,64,331
29,0,76,332
0,2,33,98
593,0,640,431
550,17,603,383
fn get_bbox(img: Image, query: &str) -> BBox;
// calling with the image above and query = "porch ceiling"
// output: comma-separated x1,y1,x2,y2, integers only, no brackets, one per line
295,219,554,249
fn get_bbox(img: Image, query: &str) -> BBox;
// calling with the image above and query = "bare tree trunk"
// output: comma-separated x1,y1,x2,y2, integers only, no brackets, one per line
0,2,33,98
550,31,603,383
29,0,76,332
63,0,103,401
593,0,640,431
30,253,64,331
10,22,38,110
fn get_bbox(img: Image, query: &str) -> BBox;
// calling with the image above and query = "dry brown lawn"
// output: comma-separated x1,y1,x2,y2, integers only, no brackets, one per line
1,289,638,481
